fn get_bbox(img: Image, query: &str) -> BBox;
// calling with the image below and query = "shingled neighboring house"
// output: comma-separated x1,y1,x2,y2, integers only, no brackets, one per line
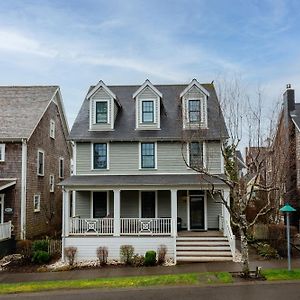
60,79,235,263
0,86,71,241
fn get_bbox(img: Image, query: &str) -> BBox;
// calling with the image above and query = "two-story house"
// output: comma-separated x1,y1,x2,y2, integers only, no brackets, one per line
0,86,71,241
60,79,235,263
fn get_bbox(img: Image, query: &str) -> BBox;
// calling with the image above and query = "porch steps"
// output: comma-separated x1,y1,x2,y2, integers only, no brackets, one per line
176,236,233,262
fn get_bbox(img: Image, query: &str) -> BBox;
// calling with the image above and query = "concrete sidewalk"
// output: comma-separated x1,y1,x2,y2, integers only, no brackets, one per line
0,258,300,284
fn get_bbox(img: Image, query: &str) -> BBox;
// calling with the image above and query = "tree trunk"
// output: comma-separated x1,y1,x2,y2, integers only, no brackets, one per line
240,227,250,277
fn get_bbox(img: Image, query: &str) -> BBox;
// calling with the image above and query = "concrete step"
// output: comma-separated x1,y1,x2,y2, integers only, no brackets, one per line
176,246,231,251
176,241,230,246
176,237,227,241
176,251,232,256
176,256,233,262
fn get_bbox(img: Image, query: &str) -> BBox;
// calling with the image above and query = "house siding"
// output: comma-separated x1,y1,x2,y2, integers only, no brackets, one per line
207,193,222,229
75,191,91,218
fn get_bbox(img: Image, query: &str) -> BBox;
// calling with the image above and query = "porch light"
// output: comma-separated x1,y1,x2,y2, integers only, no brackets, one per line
279,203,296,271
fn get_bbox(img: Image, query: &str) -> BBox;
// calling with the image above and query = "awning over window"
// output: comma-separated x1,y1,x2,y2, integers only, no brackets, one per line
0,179,17,191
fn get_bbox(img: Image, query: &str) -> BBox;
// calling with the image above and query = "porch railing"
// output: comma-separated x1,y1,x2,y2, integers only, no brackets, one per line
121,218,172,235
0,221,12,241
69,218,114,235
224,219,236,258
218,215,224,231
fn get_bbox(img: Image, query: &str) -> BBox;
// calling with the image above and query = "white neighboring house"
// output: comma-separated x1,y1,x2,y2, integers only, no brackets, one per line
60,79,235,263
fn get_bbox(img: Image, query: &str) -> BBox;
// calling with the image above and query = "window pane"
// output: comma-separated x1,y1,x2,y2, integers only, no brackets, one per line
190,142,203,168
142,101,154,122
94,144,107,169
141,143,155,168
188,100,201,123
96,102,108,123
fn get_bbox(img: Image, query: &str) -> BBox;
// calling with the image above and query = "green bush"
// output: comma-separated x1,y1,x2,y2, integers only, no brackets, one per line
132,254,145,267
144,250,156,266
32,250,51,264
120,245,134,265
32,240,49,252
257,242,279,259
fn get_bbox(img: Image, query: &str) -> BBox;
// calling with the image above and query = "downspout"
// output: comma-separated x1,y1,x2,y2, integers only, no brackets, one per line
20,139,27,240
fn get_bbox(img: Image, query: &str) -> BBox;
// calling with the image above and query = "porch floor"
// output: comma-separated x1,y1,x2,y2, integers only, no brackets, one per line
177,230,223,237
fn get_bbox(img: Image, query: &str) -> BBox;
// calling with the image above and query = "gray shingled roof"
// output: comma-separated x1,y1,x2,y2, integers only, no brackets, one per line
291,103,300,131
0,86,58,140
59,174,227,187
70,83,228,142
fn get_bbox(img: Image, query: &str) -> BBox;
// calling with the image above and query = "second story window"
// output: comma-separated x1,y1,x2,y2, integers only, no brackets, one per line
0,144,5,162
37,150,44,176
142,101,154,123
189,142,203,168
50,119,55,139
50,175,55,192
188,100,201,123
141,142,155,169
59,157,64,179
96,101,108,123
93,143,107,169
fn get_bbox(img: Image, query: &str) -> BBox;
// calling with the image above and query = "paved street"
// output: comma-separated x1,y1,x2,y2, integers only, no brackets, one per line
2,281,300,300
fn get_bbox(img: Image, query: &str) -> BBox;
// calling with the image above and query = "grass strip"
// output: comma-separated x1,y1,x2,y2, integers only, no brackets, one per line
262,268,300,281
0,272,233,294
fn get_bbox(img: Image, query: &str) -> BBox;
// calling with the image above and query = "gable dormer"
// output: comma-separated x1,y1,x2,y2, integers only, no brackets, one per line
133,79,162,130
180,79,209,129
87,80,120,131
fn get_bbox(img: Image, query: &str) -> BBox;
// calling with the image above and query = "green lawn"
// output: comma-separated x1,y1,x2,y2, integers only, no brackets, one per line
0,272,232,294
262,269,300,281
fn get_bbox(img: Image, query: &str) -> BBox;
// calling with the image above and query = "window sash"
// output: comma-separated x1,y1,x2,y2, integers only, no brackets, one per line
96,102,108,123
188,100,201,123
94,143,107,169
34,195,40,212
189,142,203,168
38,151,44,175
142,101,154,123
0,144,4,161
50,175,54,192
141,143,155,168
59,158,64,178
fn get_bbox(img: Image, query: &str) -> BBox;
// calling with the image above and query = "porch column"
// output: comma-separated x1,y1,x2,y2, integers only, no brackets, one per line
223,188,230,232
62,188,70,262
113,189,121,236
171,189,177,237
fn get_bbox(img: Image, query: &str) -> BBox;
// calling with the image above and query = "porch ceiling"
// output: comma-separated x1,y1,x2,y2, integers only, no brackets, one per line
0,179,17,191
59,174,227,189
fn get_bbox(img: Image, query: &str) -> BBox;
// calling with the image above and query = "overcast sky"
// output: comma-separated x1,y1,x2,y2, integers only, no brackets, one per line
0,0,299,129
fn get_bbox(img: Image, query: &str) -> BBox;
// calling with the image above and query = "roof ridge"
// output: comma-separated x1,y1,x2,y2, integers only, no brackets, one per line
0,85,59,88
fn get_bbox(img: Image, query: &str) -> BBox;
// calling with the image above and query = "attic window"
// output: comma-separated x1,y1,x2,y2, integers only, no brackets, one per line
142,101,154,123
188,100,201,123
96,101,108,123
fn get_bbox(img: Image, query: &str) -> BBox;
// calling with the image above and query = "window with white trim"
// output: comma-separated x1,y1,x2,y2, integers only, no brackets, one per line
189,142,203,168
50,174,55,192
59,157,64,178
37,150,44,176
95,101,108,123
141,100,154,123
188,99,201,123
33,194,40,212
141,143,155,169
0,144,5,162
93,143,108,169
50,119,55,139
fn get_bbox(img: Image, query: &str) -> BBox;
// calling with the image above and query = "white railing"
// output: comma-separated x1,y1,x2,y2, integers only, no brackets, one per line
218,215,224,231
0,221,12,241
224,219,236,258
121,218,172,235
69,218,114,235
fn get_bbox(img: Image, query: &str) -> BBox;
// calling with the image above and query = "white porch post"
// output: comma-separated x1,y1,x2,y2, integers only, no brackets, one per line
113,189,121,236
61,188,70,262
223,188,230,235
171,189,177,237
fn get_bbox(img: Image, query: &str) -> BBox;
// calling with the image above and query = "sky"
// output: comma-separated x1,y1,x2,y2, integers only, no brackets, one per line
0,0,300,131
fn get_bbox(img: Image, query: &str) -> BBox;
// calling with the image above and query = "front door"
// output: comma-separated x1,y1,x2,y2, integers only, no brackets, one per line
190,195,205,230
93,192,107,218
141,191,156,218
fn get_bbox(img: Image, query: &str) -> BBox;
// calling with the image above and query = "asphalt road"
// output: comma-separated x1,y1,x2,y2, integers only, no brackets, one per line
2,281,300,300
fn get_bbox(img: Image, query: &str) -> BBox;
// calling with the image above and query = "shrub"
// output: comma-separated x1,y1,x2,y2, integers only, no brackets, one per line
157,245,167,265
256,242,279,259
32,240,49,252
120,245,134,265
97,246,108,266
144,250,156,266
132,254,144,267
32,250,51,264
64,247,77,266
16,240,33,259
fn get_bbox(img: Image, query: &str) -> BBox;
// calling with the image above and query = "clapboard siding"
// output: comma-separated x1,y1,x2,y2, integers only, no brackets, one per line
207,193,222,229
65,237,174,261
206,141,222,173
75,191,90,218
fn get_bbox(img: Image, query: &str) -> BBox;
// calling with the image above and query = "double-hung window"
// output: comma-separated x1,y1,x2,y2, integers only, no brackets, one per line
59,157,64,178
50,119,55,139
142,101,154,123
0,144,5,162
50,175,55,192
93,143,107,169
33,194,40,212
141,143,155,169
188,100,201,123
189,142,203,168
96,101,108,123
37,150,44,176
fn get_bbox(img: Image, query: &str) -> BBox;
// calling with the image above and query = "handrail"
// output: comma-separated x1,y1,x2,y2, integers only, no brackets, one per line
224,219,235,258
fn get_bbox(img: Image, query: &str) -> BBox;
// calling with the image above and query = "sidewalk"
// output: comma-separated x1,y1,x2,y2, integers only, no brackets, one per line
1,258,300,284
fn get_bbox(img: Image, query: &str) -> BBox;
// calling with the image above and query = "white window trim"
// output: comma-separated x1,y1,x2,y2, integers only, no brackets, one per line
0,144,5,162
140,99,156,124
91,142,110,171
93,99,110,125
139,142,157,170
50,174,55,193
37,149,45,176
138,190,158,218
59,157,64,179
33,194,41,212
186,142,206,169
0,194,4,224
50,119,55,139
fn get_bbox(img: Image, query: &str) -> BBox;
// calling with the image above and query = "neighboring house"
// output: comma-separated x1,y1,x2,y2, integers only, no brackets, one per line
236,150,246,178
0,86,71,240
60,79,235,263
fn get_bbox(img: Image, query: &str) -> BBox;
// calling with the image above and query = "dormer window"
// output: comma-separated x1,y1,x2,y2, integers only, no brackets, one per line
96,101,108,123
188,100,201,123
142,100,154,123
